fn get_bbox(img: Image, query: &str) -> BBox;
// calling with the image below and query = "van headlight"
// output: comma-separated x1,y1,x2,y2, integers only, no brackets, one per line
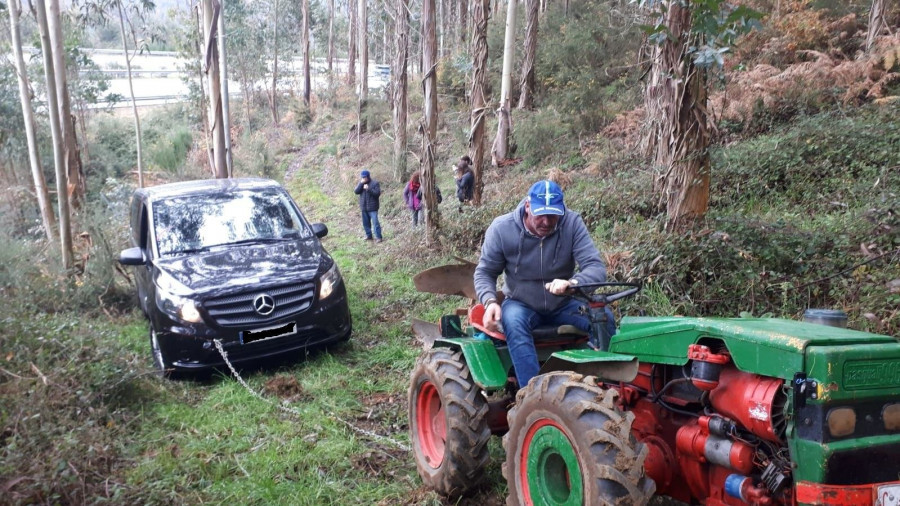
318,262,342,300
156,289,203,323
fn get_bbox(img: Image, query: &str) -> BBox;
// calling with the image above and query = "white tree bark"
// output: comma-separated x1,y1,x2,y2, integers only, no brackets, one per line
866,0,887,52
217,0,233,177
202,0,228,176
468,0,489,205
422,0,440,241
9,0,56,241
35,0,75,269
491,0,517,165
358,0,369,134
392,0,410,179
115,0,145,187
48,0,84,206
302,0,311,105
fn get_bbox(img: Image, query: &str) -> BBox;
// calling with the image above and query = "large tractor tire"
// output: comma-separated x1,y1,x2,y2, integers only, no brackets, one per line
503,371,656,506
409,347,492,497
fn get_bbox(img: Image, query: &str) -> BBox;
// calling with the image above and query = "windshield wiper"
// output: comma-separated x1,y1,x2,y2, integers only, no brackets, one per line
221,237,295,247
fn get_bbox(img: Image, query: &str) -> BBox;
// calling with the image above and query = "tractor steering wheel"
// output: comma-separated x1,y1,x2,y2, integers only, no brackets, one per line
569,282,642,305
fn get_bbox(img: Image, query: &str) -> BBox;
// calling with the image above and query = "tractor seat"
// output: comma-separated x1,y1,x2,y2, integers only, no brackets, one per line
468,303,590,346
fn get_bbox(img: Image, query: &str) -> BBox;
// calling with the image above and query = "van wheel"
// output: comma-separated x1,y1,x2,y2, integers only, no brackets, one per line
149,327,175,379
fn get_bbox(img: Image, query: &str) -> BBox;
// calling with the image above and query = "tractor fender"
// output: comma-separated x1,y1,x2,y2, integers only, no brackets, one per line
540,349,639,383
433,338,511,391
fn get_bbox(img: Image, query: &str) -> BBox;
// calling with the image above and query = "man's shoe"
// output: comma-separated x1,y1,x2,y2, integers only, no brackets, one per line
375,238,383,243
364,236,373,241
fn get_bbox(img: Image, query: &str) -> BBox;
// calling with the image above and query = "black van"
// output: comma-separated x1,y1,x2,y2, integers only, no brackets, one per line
119,178,351,377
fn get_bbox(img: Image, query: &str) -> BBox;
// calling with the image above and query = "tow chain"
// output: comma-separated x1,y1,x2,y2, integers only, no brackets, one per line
213,339,410,452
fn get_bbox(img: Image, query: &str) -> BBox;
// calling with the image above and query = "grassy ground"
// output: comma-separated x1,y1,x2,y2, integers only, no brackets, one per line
1,86,897,504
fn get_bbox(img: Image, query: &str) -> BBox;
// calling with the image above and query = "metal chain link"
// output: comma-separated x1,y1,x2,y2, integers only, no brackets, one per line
213,340,410,452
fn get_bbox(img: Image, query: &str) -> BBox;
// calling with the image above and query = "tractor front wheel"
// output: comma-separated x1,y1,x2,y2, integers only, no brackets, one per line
503,372,656,506
408,347,492,497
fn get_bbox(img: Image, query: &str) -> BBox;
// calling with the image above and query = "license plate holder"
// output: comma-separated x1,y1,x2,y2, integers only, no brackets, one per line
876,483,900,506
241,322,297,344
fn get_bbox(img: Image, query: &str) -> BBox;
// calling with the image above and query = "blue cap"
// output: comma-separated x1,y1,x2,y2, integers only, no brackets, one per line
361,170,370,178
528,180,565,216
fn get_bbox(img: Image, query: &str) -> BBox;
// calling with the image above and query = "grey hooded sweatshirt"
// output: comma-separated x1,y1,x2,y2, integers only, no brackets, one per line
474,199,607,313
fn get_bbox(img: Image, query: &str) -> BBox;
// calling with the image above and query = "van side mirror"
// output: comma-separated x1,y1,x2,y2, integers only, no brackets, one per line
119,247,146,265
311,223,328,238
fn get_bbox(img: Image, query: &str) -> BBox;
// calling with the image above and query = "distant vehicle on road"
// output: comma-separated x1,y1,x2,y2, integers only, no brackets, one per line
119,178,351,378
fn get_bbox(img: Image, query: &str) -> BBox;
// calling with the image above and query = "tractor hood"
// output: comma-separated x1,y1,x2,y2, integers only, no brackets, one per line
612,316,898,380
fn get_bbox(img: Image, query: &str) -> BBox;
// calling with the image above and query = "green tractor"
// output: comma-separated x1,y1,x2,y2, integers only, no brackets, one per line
407,263,900,505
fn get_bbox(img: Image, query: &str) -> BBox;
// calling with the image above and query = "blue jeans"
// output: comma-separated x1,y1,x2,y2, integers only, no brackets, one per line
361,210,382,239
501,298,616,388
411,208,423,227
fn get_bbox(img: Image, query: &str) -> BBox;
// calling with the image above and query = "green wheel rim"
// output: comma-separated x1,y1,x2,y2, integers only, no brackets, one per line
520,418,584,506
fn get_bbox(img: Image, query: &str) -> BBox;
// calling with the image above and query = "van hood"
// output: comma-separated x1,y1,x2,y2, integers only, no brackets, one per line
153,240,324,296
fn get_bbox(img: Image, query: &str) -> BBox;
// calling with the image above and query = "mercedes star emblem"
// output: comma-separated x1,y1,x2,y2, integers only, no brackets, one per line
253,294,276,315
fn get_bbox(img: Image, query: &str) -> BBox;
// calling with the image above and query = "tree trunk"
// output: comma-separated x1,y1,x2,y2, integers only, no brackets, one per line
217,0,233,177
195,3,213,170
328,0,335,74
393,0,410,180
459,0,468,52
358,0,369,134
644,1,710,231
302,0,311,105
269,0,280,124
422,0,440,243
468,0,489,205
348,0,357,86
202,0,228,177
491,0,516,166
35,0,74,269
116,0,145,187
48,0,85,209
866,0,887,52
518,0,538,109
9,0,55,241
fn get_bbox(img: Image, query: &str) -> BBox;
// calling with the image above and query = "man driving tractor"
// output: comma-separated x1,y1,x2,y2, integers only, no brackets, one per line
474,179,616,389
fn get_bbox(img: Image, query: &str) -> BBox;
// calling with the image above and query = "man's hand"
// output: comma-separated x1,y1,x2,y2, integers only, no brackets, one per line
545,278,575,295
483,303,502,332
363,183,369,190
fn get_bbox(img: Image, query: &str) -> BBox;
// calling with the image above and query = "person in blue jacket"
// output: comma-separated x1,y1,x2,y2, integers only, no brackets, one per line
473,180,616,389
354,169,383,242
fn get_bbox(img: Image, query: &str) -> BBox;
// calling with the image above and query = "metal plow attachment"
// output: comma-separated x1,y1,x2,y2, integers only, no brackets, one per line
412,261,478,300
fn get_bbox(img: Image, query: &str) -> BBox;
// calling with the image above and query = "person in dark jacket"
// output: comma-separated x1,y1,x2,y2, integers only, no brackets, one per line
454,157,474,205
474,180,615,389
354,169,383,242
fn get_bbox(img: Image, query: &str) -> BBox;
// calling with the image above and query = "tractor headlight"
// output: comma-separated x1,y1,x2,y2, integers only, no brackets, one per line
318,262,342,300
884,403,900,431
826,407,856,438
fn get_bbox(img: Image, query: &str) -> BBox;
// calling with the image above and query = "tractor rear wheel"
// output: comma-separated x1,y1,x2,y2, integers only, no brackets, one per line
503,371,655,506
408,347,492,497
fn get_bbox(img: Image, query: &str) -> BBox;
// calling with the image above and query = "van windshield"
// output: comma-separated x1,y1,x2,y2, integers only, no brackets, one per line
152,189,312,256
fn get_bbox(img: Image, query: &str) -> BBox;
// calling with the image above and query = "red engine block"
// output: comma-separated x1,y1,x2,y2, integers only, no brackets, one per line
619,364,785,505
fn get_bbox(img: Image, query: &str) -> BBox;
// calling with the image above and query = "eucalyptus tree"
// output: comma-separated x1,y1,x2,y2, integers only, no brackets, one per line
75,0,159,186
392,0,410,179
640,0,759,230
421,0,440,241
358,0,368,134
225,0,267,128
8,0,56,240
302,0,311,105
866,0,888,52
328,0,335,74
48,0,86,204
269,0,281,123
518,0,538,109
490,0,516,166
348,0,357,85
467,0,488,204
35,0,75,269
